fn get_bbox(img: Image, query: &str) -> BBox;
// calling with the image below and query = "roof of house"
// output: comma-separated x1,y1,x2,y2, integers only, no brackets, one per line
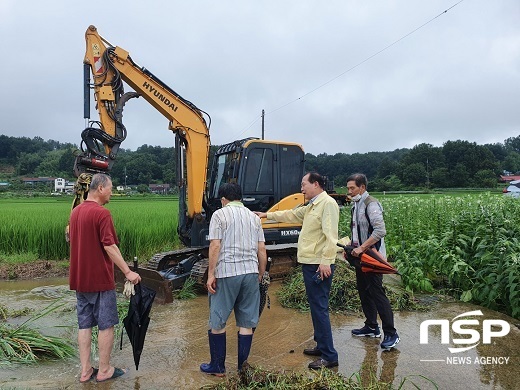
22,177,56,183
500,175,520,182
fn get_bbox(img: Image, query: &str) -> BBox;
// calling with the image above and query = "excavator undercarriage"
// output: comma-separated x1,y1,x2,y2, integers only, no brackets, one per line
115,244,298,303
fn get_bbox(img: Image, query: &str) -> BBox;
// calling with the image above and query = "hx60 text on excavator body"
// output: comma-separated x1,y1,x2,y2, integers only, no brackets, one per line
71,25,306,302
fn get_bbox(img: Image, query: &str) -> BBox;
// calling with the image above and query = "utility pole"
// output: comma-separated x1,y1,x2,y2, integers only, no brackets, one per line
426,158,430,189
124,166,127,189
261,109,265,140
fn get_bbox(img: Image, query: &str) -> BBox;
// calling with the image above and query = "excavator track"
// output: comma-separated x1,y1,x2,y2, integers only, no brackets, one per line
116,244,298,304
147,247,205,271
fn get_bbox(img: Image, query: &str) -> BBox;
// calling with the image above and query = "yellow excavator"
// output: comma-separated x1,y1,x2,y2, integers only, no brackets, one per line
72,25,306,302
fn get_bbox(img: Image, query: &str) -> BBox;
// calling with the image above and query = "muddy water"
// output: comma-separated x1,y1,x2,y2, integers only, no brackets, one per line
0,278,519,390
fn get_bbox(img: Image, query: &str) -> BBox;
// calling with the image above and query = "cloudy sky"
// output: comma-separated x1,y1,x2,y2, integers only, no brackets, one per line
1,0,519,155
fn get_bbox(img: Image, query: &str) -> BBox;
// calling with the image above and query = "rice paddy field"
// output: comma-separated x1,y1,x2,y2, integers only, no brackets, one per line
0,196,180,263
0,192,519,319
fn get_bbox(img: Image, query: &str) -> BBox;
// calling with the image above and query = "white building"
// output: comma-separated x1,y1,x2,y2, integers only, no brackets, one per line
54,178,74,193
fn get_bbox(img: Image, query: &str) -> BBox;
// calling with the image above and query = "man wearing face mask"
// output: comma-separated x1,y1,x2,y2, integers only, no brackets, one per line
346,173,399,350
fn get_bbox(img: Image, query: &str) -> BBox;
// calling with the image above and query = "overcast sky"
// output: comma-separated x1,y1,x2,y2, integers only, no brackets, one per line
1,0,519,156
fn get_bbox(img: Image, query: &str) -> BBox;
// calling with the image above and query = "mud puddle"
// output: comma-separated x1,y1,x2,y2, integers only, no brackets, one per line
0,278,518,389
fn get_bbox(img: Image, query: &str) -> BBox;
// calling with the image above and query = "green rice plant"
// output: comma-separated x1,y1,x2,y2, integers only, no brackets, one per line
0,304,32,320
0,325,75,364
0,199,70,260
0,299,75,364
277,262,421,313
201,362,438,390
0,252,39,265
174,276,199,300
0,197,180,262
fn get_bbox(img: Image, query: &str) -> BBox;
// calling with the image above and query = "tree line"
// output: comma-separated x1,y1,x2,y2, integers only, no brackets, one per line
0,134,519,191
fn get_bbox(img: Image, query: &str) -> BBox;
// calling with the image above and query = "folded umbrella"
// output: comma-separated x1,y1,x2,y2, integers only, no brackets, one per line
253,258,272,333
121,260,156,370
337,243,400,275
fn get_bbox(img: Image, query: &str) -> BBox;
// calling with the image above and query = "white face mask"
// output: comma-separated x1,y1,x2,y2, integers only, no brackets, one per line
352,194,362,202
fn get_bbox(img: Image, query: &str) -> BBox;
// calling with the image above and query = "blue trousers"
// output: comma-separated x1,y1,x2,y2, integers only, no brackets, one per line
302,264,338,362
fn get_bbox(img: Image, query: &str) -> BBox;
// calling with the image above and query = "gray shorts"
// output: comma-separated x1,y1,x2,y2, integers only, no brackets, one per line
76,290,119,331
209,273,260,330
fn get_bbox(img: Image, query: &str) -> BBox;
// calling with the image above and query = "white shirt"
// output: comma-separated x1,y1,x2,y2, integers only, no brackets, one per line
208,201,265,278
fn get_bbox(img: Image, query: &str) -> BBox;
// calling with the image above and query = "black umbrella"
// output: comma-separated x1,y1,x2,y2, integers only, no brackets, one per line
121,261,156,370
252,258,272,333
258,257,272,318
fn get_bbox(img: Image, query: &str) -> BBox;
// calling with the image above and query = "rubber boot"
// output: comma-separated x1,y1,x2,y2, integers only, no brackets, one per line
200,330,226,376
237,332,253,371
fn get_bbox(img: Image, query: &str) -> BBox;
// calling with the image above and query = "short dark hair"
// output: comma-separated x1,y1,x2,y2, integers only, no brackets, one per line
218,183,242,201
305,172,325,189
346,173,368,188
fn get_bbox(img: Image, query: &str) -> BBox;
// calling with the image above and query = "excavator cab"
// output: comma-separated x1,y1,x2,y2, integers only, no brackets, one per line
207,137,306,244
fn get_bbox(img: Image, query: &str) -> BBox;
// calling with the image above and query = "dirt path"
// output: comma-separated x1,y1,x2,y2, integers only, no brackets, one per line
0,260,69,280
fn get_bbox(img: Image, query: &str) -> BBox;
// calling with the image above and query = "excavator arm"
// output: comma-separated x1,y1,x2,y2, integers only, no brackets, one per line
72,26,303,303
76,25,210,222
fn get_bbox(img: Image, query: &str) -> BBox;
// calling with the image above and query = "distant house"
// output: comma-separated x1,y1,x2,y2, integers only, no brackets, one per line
54,178,74,193
149,184,171,194
23,177,56,185
499,175,520,183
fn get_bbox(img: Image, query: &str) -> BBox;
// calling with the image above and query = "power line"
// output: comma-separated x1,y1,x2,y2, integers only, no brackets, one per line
233,0,465,139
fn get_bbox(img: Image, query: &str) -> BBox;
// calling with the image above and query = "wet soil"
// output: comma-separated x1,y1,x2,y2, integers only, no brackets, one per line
0,278,519,390
0,260,69,280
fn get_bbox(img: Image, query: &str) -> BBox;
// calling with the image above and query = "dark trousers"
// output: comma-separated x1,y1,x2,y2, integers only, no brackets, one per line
355,268,396,335
302,264,338,362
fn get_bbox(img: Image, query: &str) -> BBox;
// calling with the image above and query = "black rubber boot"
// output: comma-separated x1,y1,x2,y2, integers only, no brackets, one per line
237,332,253,371
200,330,226,376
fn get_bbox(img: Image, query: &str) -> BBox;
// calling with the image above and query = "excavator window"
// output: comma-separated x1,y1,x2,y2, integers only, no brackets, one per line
211,154,229,196
279,145,304,197
243,148,274,193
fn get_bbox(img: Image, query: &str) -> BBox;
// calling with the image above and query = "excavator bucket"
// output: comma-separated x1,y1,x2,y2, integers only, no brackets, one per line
115,267,174,304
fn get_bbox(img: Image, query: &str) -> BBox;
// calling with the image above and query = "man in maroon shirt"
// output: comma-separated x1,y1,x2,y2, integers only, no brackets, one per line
69,173,140,383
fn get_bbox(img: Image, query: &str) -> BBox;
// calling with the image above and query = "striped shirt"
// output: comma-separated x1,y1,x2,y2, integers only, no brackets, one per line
208,201,265,278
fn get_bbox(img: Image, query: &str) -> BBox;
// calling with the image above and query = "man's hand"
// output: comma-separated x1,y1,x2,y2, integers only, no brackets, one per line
352,246,365,258
254,211,267,219
318,264,332,280
125,270,141,284
207,274,217,294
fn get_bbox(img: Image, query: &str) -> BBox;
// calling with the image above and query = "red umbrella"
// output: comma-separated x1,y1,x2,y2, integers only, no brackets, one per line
337,244,400,275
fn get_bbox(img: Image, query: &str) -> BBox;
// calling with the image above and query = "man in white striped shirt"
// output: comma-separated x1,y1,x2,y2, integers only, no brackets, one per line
200,183,267,376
